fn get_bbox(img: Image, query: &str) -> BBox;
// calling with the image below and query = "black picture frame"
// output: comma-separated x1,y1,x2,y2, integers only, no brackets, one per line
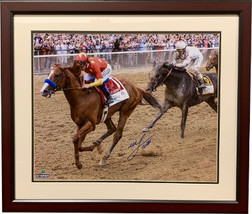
1,1,251,213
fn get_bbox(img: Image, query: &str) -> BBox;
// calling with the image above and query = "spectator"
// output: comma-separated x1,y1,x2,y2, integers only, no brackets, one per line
34,41,41,55
34,33,220,55
61,42,68,54
34,33,43,46
61,41,68,64
68,42,75,54
55,42,61,55
87,43,93,53
40,41,49,70
113,39,121,52
95,41,101,53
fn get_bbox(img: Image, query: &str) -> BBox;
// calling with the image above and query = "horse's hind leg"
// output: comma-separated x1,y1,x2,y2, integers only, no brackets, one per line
180,103,189,138
205,96,217,112
94,118,116,154
99,112,131,166
142,100,170,132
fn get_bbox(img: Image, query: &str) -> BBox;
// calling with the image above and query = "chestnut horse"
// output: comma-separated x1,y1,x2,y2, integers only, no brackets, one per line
40,64,162,169
206,50,219,73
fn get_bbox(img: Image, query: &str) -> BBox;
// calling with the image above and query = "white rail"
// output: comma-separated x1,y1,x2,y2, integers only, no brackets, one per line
34,47,219,58
33,47,219,75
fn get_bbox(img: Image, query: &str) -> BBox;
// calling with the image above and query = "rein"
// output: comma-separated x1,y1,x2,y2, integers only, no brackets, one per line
58,87,91,95
153,68,172,90
159,68,173,85
44,67,91,92
60,87,83,91
44,78,83,92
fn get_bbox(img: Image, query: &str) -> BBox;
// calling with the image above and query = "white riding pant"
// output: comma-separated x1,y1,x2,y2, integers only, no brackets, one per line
186,55,203,79
84,64,112,82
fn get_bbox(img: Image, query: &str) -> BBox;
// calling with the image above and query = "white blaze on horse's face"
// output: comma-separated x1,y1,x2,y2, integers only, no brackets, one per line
40,69,55,97
149,64,159,80
48,69,55,79
149,67,156,80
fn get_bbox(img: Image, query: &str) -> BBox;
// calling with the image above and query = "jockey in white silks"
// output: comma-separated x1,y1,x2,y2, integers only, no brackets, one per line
172,40,206,88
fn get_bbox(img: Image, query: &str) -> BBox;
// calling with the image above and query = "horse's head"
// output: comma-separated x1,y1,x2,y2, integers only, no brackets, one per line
40,64,67,98
206,50,218,71
146,61,173,92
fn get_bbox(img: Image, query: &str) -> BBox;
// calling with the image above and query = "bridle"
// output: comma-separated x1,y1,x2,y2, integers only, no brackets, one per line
151,67,172,91
44,67,83,92
159,68,172,86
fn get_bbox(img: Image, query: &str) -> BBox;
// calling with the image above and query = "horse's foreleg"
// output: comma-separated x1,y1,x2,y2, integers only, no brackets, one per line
73,136,82,169
181,103,188,138
142,100,170,132
94,118,116,154
78,122,96,152
99,114,129,166
73,121,95,169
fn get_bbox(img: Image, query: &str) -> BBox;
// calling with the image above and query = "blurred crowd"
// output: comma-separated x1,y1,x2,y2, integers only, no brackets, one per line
34,33,220,55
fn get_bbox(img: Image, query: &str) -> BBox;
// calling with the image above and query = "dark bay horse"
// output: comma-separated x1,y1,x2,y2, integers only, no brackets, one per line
206,50,219,73
143,61,218,138
40,64,162,169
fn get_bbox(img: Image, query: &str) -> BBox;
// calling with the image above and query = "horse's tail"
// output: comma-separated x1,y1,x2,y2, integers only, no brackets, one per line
137,87,163,113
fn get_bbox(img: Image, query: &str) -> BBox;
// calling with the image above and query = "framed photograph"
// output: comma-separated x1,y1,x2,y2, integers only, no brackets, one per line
1,1,251,213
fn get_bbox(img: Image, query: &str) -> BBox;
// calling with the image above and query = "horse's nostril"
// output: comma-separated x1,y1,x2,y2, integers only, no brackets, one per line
41,89,48,95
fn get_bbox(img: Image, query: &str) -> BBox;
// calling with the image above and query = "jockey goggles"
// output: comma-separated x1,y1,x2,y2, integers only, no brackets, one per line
76,60,87,66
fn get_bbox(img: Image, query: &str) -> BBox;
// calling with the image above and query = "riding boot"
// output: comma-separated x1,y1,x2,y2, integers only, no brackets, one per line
99,83,114,105
198,77,206,89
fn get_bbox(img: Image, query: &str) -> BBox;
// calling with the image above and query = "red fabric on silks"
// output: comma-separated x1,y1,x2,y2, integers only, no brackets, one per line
84,57,108,79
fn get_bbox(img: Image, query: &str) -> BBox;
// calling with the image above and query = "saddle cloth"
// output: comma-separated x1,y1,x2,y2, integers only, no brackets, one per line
187,71,214,95
98,77,129,122
201,76,214,95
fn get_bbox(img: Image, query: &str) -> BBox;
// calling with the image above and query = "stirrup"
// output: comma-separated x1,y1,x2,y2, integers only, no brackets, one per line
105,97,114,105
198,84,206,89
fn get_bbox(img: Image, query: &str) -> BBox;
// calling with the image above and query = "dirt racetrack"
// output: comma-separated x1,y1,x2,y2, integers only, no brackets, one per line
34,67,218,182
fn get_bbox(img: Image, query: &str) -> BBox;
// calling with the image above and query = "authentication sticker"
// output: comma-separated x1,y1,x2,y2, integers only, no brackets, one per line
36,169,50,178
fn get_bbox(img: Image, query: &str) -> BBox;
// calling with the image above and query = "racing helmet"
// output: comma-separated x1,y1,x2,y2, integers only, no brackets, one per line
175,41,187,50
74,53,89,63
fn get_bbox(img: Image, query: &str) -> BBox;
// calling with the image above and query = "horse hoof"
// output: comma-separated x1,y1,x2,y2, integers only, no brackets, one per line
142,127,149,132
77,164,83,170
99,159,107,166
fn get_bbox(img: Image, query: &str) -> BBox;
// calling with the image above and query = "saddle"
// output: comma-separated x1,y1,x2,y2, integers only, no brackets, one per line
96,77,129,122
96,77,129,106
186,71,214,95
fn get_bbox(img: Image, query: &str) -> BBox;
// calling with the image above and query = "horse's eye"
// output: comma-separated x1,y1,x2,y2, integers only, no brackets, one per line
54,74,59,78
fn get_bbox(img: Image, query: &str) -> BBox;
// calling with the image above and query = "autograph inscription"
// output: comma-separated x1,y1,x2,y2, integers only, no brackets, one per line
127,134,153,160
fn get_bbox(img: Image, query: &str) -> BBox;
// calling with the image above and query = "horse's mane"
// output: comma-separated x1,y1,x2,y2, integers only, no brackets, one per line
162,62,186,74
64,61,83,80
55,64,82,87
